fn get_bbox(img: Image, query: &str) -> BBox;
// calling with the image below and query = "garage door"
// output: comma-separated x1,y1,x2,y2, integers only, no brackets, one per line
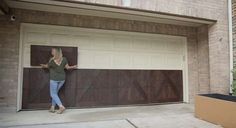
20,23,187,109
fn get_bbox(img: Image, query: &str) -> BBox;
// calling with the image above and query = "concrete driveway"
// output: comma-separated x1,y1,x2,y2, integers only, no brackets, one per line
0,104,222,128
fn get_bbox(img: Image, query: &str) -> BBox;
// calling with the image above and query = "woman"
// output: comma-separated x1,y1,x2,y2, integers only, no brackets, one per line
40,48,77,114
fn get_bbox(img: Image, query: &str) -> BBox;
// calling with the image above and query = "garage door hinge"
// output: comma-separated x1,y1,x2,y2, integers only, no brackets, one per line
183,55,185,61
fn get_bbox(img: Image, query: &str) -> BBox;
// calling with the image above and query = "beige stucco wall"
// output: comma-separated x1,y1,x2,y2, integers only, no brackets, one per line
0,0,230,110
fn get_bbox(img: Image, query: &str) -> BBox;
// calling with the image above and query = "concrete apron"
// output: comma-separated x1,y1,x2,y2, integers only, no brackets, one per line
0,104,222,128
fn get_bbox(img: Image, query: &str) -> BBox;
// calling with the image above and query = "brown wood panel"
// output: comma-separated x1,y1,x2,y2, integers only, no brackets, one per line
76,70,119,107
149,70,183,103
60,70,77,107
30,45,78,66
22,68,183,110
22,68,50,109
118,70,149,105
22,68,30,109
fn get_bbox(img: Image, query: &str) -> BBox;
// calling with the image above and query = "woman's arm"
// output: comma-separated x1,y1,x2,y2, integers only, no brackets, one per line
65,64,77,70
40,64,48,68
41,58,53,68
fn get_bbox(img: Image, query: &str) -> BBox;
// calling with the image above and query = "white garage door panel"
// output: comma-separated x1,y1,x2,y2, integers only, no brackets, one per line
91,37,113,50
93,52,112,68
79,51,93,68
26,32,48,43
114,37,132,50
133,38,151,50
112,53,131,68
21,24,186,70
51,34,70,44
132,54,150,68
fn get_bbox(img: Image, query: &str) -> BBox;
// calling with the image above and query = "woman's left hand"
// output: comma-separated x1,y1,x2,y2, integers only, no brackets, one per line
72,65,77,69
65,64,77,69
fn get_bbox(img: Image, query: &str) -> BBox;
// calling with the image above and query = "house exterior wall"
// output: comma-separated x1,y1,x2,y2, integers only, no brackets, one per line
74,0,223,19
74,0,230,93
0,16,19,108
233,0,236,67
197,25,210,94
0,0,229,110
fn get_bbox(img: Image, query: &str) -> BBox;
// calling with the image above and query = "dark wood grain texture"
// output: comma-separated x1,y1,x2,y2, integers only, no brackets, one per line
22,68,183,109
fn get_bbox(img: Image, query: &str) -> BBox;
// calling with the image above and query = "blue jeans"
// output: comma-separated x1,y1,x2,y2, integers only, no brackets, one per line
49,80,65,106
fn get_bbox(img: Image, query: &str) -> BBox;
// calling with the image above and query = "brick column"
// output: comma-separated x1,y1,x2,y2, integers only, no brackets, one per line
197,25,210,94
232,0,236,67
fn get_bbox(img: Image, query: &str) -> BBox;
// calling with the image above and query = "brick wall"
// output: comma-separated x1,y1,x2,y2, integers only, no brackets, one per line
0,0,229,110
197,25,210,94
233,0,236,67
0,16,19,109
0,8,201,109
74,0,230,94
73,0,223,19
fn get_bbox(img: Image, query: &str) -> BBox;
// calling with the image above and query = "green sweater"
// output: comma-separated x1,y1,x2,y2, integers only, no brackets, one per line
48,57,68,81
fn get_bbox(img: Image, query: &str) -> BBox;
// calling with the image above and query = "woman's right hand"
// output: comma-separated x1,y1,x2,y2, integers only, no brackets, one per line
40,64,48,68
